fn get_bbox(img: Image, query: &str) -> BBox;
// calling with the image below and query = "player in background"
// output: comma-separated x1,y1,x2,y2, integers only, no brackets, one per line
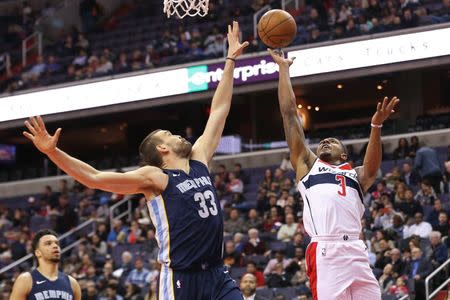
268,48,399,299
9,229,81,300
23,22,248,300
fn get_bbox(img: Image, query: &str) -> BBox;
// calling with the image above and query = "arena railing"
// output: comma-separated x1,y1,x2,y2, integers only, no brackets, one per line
425,257,450,299
0,218,96,276
0,52,11,76
22,32,42,67
109,195,133,228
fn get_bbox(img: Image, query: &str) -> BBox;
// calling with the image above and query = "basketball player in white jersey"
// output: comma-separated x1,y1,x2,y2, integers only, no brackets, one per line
268,49,399,300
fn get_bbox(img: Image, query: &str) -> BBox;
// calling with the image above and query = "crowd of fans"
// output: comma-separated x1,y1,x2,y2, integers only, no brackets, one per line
0,134,449,299
2,0,450,94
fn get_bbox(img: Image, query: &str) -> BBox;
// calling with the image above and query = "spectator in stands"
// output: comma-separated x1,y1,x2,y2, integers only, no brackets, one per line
144,280,158,300
99,281,123,300
259,169,273,192
401,161,420,187
224,208,246,235
414,145,443,193
142,228,159,261
388,276,409,298
429,231,448,268
280,154,294,171
183,126,197,145
404,212,432,238
442,160,450,193
115,52,130,73
409,136,420,157
397,188,423,218
96,55,113,74
108,219,127,245
75,33,90,52
83,280,97,300
124,284,142,300
415,180,438,205
233,163,249,185
46,56,61,75
216,164,229,184
387,248,405,278
113,251,133,279
223,240,242,267
244,209,263,231
234,232,246,254
22,55,47,81
73,49,88,68
374,204,398,230
91,233,108,257
263,206,282,233
286,233,308,258
401,8,419,28
393,138,410,159
405,247,433,300
245,261,265,287
98,262,115,291
378,263,395,293
434,211,449,237
126,220,143,244
264,250,291,276
426,199,446,228
226,172,244,195
126,258,150,289
394,182,407,204
240,273,268,300
391,214,405,239
277,213,297,242
243,228,266,256
53,193,78,234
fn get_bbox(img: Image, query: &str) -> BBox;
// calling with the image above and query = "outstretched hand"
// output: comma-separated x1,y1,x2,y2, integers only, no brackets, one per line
23,116,61,154
267,48,295,68
227,21,249,59
371,96,400,126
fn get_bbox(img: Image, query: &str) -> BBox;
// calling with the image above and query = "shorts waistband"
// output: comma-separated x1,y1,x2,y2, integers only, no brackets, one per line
311,234,360,242
172,261,223,273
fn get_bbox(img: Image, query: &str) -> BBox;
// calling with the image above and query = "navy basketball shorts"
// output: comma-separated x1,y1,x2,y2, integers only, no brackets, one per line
158,265,243,300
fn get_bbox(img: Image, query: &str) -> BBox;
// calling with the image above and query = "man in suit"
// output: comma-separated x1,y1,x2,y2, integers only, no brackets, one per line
405,247,433,300
240,273,270,300
402,161,420,187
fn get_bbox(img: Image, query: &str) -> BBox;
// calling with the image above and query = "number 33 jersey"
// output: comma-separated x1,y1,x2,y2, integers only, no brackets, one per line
147,160,224,270
297,159,365,237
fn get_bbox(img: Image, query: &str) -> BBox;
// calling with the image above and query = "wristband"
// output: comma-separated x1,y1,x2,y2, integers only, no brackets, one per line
371,123,383,128
226,57,236,62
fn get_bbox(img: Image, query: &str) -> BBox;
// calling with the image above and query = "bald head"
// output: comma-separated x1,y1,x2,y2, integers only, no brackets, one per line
240,273,257,297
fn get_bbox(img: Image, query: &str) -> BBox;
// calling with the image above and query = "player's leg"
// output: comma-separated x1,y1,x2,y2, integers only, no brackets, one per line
348,241,382,300
213,266,243,300
159,265,176,300
308,242,353,300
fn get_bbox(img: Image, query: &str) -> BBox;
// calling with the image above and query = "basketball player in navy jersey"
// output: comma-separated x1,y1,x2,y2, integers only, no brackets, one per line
23,22,248,300
9,229,81,300
268,49,399,299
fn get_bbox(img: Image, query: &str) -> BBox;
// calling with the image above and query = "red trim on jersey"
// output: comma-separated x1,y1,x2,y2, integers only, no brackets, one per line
306,242,318,300
338,163,352,170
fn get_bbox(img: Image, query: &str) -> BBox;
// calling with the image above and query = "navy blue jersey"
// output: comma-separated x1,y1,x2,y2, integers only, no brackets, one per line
147,160,224,270
27,269,74,300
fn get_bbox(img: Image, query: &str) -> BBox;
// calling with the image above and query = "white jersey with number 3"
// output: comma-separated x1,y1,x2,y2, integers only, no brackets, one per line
297,159,365,236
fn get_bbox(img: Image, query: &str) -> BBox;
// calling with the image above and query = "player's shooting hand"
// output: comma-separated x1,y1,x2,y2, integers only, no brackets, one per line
227,21,249,59
23,116,61,155
267,48,295,68
371,96,400,126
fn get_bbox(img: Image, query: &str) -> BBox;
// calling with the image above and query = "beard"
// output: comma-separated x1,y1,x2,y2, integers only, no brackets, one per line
319,151,332,161
173,140,193,158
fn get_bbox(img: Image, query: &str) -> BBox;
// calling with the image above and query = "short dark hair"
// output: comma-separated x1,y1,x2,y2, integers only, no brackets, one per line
32,229,58,262
139,129,163,168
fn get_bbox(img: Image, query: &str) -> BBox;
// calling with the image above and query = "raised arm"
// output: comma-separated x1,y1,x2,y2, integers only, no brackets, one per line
23,116,166,197
191,21,249,164
356,97,400,192
268,49,316,180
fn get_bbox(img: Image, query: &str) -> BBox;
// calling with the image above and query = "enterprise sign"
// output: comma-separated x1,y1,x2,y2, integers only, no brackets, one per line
288,27,450,77
0,27,449,122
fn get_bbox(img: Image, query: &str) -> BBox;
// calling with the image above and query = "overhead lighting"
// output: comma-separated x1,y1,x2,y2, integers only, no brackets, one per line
297,104,302,108
315,106,320,111
337,84,343,89
377,85,383,90
307,105,312,110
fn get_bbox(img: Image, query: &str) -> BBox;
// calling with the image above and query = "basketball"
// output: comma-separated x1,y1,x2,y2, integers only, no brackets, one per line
257,9,297,49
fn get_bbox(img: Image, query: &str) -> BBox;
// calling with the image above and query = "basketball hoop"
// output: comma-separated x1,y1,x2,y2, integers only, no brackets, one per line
163,0,209,18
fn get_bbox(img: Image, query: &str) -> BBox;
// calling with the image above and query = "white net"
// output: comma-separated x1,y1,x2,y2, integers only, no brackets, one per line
163,0,209,18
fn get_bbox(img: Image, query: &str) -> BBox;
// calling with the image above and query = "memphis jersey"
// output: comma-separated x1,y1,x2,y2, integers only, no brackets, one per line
146,160,223,270
28,269,73,300
297,159,365,236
